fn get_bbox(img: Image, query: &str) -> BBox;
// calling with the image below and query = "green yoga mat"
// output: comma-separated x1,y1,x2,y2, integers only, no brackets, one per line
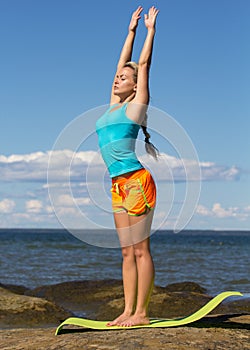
55,291,242,335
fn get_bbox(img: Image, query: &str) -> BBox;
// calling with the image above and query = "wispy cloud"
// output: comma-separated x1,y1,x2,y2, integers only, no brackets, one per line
0,150,241,183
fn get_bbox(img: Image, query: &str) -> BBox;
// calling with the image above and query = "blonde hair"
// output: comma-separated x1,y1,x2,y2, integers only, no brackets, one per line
124,61,138,82
124,61,159,160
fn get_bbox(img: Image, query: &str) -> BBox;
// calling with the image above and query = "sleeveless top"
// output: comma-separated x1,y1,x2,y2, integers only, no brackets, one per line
96,103,143,178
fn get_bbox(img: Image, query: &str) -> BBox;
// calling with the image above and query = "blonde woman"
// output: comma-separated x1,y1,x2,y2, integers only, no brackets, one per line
96,6,159,327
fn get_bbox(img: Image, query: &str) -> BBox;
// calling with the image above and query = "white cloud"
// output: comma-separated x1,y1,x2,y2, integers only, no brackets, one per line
196,202,250,220
0,150,241,184
212,203,236,218
11,212,49,224
0,150,246,229
196,204,212,217
55,194,91,207
141,154,240,182
200,162,240,181
26,200,43,213
0,199,16,214
0,150,103,183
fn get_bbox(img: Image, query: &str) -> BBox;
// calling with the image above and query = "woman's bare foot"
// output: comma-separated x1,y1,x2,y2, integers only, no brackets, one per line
118,314,150,327
106,312,132,327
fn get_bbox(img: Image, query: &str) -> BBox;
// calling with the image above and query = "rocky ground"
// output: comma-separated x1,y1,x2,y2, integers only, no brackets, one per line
0,280,249,349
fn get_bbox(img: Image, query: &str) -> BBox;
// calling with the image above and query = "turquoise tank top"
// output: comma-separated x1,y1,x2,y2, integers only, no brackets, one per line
96,103,143,178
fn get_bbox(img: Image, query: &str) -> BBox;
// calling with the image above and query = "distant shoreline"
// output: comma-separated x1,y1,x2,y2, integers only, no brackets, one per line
1,228,250,235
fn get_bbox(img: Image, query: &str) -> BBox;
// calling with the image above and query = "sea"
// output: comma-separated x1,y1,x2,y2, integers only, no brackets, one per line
0,229,249,295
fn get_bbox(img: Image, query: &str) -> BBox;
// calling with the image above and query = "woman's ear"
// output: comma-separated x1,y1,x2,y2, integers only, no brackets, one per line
133,84,137,91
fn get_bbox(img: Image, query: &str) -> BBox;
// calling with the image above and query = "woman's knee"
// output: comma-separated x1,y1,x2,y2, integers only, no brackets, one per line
133,242,150,259
121,246,135,260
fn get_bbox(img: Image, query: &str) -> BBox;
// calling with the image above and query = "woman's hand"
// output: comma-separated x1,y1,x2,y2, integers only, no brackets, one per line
144,6,159,30
129,6,143,32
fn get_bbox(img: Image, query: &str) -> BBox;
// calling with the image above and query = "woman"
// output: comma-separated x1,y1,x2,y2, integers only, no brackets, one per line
96,6,159,327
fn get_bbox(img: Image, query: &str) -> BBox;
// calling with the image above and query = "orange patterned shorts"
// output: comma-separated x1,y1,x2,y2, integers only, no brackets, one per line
110,168,156,216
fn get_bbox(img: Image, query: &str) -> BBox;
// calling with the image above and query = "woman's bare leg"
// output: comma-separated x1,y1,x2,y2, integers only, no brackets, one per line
121,238,154,326
107,212,137,326
108,209,155,327
118,210,155,326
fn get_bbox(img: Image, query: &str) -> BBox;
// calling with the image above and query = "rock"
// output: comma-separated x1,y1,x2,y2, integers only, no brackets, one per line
0,280,249,349
0,286,72,328
26,279,124,318
0,317,250,350
97,291,213,320
26,280,250,321
0,280,250,350
2,279,249,329
0,283,30,295
163,281,207,294
96,282,250,321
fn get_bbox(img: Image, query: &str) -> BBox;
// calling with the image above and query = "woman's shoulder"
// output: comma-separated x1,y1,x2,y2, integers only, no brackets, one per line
126,102,147,125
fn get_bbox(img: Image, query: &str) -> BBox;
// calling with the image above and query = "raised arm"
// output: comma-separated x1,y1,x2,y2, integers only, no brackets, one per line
133,6,159,105
110,6,143,105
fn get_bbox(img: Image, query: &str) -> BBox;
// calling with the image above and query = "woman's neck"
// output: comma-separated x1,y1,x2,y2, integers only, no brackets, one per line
120,94,135,104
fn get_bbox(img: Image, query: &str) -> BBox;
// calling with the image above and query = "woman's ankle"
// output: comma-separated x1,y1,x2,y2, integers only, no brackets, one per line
123,309,134,316
133,308,148,318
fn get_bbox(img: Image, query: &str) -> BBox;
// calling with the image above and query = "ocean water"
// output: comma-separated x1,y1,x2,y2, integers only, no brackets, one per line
0,229,249,295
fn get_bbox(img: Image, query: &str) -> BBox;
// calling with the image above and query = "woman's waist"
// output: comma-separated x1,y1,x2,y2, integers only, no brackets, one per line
112,168,146,182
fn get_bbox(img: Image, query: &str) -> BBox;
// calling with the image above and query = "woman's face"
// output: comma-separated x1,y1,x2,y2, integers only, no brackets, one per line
113,67,137,98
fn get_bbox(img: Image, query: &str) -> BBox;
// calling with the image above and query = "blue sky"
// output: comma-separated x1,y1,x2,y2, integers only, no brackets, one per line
0,0,249,231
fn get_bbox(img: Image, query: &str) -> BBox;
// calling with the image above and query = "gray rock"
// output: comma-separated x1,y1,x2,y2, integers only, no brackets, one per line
2,280,249,328
0,286,72,328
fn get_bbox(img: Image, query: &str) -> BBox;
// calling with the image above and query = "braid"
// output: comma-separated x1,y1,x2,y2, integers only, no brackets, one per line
122,63,159,160
141,125,150,144
141,120,159,160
